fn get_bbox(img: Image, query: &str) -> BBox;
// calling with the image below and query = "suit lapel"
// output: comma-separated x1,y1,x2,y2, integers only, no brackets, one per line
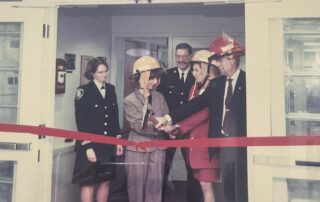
231,70,245,106
103,84,109,101
217,77,227,125
134,89,146,106
174,69,180,82
89,81,105,101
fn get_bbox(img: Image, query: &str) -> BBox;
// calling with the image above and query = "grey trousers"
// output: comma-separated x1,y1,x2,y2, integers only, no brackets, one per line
125,149,166,202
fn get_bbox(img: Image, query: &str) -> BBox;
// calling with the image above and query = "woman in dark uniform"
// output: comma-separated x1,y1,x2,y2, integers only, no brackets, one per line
72,57,123,202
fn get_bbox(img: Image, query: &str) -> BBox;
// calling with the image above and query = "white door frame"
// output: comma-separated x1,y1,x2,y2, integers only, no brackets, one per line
246,0,320,201
0,3,57,202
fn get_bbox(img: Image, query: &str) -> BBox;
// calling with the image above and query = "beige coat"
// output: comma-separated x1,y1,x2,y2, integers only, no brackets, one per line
124,89,169,152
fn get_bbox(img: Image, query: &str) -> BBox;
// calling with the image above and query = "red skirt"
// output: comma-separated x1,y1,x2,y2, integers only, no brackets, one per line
193,168,220,182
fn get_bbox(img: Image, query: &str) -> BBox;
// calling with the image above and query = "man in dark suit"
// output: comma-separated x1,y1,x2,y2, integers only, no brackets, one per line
157,33,247,202
157,43,203,202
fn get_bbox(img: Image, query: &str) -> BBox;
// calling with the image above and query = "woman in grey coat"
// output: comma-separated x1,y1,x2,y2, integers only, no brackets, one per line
123,56,169,202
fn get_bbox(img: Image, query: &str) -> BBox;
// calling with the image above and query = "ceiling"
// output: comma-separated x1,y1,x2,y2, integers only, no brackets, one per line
59,3,244,18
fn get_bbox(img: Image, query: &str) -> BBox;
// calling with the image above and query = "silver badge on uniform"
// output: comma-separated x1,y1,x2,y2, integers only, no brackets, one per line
76,89,84,100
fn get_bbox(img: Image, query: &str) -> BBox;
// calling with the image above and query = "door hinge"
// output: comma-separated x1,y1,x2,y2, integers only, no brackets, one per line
38,124,46,139
42,24,50,38
38,149,40,162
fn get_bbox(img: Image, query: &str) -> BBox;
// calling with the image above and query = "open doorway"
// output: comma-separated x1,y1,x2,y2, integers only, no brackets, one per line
54,2,245,132
52,3,245,202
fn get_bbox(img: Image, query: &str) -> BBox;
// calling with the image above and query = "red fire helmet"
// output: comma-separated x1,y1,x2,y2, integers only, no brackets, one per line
209,33,245,58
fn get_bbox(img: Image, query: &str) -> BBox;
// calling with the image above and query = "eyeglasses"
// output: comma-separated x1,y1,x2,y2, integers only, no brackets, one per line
175,54,190,60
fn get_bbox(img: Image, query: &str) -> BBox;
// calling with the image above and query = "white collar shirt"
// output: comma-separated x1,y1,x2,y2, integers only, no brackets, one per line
93,80,105,98
178,66,190,83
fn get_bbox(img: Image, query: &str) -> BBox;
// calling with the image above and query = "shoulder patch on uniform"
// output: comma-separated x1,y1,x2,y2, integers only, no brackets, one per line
76,88,84,100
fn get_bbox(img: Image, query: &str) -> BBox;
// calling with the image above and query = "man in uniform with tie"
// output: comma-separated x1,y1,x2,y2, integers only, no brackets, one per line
157,43,203,202
157,43,194,112
156,33,247,202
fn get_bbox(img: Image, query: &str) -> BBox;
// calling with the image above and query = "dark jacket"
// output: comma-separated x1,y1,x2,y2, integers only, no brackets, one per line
170,70,247,156
157,66,195,112
74,81,120,151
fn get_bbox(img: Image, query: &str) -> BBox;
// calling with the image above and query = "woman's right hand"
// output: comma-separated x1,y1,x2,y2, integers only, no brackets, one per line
163,124,174,133
163,124,180,139
86,148,97,162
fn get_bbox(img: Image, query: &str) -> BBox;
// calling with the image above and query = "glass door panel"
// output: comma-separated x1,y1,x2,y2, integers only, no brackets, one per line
0,23,20,124
260,17,320,202
284,18,320,136
273,178,320,202
288,179,320,202
0,5,54,202
0,161,15,202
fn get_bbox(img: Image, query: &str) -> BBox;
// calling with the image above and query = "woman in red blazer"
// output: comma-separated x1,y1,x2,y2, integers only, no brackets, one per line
165,50,220,202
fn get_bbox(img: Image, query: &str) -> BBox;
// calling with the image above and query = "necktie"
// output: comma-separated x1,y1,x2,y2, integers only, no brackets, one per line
222,79,233,135
100,85,105,98
181,72,185,83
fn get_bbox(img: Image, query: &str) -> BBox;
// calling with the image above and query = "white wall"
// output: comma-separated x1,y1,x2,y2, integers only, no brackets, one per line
54,4,244,148
54,12,112,148
112,13,244,36
110,9,244,70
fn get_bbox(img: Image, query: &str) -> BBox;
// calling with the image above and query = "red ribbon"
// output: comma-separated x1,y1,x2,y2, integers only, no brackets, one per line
0,123,133,146
0,123,320,148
